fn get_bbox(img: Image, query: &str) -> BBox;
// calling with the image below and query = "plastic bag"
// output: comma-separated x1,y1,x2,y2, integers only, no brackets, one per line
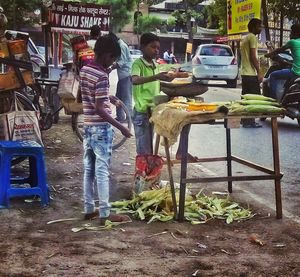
1,98,43,145
134,154,164,193
57,70,79,100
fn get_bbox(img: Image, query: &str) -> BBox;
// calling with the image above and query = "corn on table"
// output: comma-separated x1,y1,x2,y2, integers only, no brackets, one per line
153,115,283,222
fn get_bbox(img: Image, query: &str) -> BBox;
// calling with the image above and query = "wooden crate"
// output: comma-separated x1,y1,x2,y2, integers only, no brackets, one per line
61,98,83,115
7,40,26,55
0,42,9,58
0,70,34,91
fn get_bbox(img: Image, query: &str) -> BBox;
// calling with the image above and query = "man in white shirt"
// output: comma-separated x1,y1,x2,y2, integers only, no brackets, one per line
87,25,101,49
110,33,133,122
163,49,172,64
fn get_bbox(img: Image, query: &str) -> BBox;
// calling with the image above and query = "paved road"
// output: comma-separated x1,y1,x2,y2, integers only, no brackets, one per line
109,72,300,222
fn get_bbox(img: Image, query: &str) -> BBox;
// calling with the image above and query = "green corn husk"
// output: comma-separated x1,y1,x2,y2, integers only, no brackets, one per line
236,100,280,107
229,104,285,115
241,94,277,102
111,186,253,224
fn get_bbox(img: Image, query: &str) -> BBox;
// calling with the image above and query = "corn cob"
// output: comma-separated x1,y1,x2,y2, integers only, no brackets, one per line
236,100,280,106
229,104,284,115
241,94,277,102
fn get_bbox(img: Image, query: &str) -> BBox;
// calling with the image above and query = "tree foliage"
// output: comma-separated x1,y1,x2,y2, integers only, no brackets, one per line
134,15,162,34
172,0,206,27
267,0,300,23
134,15,176,34
207,0,227,35
171,0,205,42
1,0,41,30
88,0,135,33
95,0,165,32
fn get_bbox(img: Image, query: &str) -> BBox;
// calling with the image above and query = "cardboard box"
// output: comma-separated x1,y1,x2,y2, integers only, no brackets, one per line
61,98,83,115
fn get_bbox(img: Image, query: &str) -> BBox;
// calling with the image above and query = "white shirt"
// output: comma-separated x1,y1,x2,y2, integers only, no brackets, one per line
116,39,133,80
87,39,96,49
163,51,170,60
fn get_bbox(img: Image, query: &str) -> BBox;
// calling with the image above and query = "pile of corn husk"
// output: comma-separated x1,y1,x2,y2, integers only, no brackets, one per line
111,186,253,225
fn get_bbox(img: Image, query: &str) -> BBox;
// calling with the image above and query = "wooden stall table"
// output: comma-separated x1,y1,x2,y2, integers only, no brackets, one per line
151,105,283,222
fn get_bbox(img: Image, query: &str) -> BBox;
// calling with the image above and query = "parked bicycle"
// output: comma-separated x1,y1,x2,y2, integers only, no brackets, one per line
72,97,132,150
0,57,132,150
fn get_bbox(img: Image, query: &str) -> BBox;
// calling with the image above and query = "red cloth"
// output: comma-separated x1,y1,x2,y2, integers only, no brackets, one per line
135,154,164,180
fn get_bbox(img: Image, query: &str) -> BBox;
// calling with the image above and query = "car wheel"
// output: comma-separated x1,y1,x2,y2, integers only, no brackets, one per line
227,79,237,88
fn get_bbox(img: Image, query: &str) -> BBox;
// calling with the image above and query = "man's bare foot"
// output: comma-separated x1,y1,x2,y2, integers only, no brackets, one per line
176,153,200,162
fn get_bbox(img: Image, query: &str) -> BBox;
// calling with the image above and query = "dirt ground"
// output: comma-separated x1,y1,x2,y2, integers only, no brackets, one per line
1,115,300,277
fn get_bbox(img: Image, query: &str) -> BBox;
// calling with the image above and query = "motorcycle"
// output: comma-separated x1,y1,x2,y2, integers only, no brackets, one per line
262,41,300,126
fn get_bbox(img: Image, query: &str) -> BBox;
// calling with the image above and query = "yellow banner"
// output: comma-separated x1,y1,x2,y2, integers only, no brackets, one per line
228,34,242,41
227,0,261,35
186,43,192,54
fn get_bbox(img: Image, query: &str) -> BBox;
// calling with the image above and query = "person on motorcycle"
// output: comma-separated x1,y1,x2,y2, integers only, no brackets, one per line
265,24,300,98
163,49,172,64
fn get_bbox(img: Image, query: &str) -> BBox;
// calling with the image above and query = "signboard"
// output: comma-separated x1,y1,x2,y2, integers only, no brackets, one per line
50,1,110,34
227,0,261,35
186,43,193,54
228,34,242,41
216,36,228,43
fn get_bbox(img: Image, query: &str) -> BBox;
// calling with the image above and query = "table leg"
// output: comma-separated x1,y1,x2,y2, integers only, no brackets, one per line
271,117,282,219
178,125,190,222
147,108,154,155
225,124,233,193
163,137,178,219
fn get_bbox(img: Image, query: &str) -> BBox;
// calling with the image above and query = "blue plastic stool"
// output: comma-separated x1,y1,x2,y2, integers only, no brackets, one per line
0,140,50,208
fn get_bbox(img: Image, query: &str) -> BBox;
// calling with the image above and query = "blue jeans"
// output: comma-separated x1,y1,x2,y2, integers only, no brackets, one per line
116,76,132,121
132,109,153,155
269,69,295,99
83,124,113,218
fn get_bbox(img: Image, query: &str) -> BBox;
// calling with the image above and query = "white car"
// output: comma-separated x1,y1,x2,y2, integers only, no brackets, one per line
192,44,239,88
130,49,142,60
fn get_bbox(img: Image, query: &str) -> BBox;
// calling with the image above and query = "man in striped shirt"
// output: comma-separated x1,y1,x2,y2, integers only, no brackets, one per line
80,34,132,225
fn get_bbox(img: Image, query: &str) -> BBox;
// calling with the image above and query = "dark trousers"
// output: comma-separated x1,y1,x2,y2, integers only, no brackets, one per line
241,75,260,95
241,75,260,125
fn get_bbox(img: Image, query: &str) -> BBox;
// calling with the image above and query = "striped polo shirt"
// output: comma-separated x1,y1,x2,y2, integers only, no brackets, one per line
79,62,112,126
